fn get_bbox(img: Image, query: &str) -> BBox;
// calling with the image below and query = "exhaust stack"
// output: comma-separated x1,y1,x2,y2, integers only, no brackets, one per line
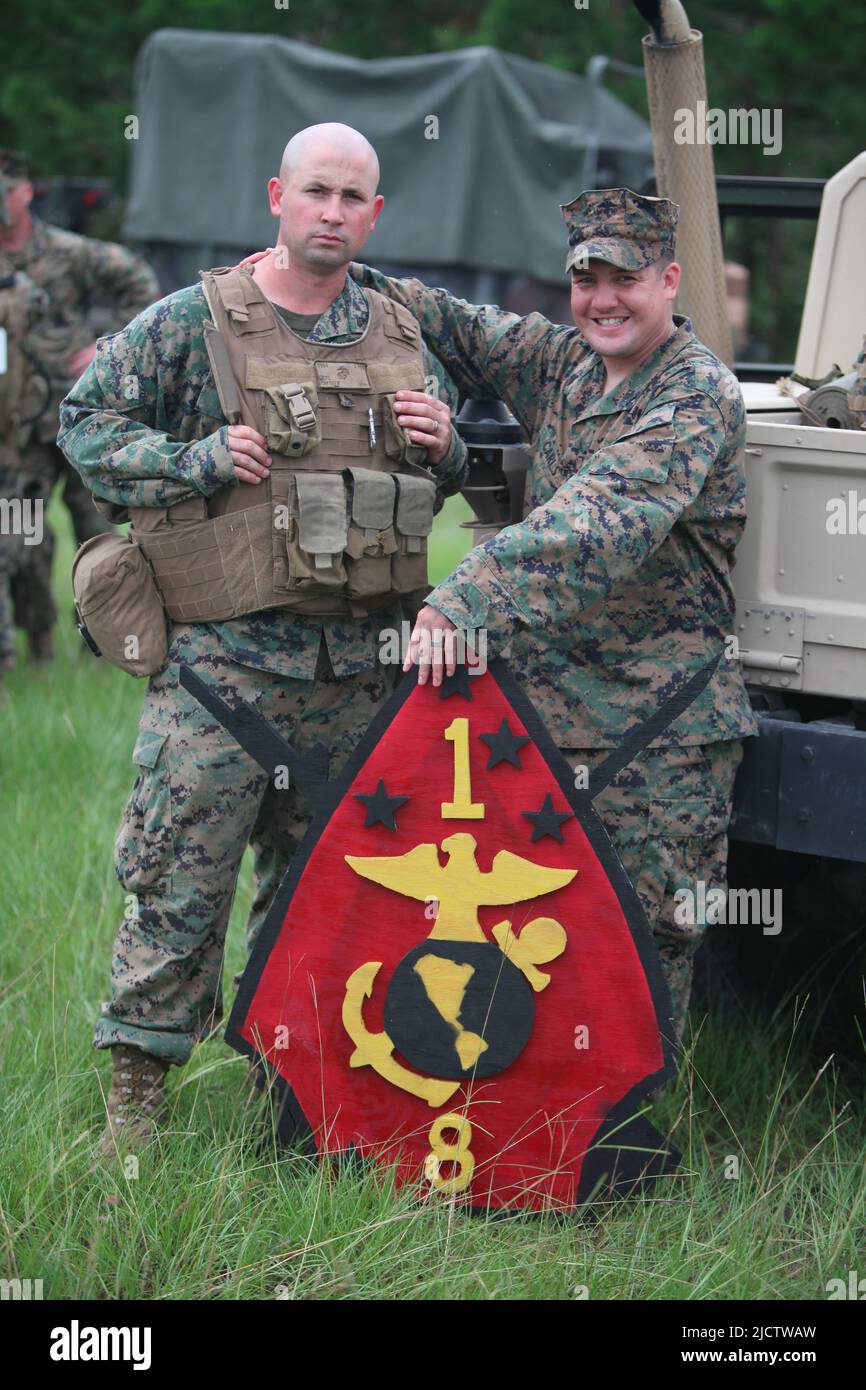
636,0,734,363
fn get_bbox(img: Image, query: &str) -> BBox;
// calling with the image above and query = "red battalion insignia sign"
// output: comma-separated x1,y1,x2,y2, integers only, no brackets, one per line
182,657,715,1211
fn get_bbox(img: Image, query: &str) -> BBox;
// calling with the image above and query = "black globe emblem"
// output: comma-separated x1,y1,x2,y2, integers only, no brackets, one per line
383,940,534,1080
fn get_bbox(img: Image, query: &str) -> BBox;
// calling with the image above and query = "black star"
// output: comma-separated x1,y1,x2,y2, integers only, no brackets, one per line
480,719,529,770
523,793,574,844
437,665,473,700
354,779,410,830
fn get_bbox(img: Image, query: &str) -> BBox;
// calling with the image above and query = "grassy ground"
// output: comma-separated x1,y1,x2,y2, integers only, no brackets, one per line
1,496,864,1300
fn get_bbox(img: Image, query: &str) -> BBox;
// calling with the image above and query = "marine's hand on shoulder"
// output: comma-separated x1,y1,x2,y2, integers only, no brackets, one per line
227,425,271,484
395,390,453,466
235,248,273,270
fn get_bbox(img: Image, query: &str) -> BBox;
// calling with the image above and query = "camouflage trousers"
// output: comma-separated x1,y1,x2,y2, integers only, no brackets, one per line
93,624,394,1065
0,513,24,667
0,460,30,665
561,740,745,1046
11,440,110,636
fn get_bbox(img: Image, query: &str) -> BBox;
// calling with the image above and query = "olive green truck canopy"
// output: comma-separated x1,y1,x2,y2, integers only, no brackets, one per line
125,28,652,292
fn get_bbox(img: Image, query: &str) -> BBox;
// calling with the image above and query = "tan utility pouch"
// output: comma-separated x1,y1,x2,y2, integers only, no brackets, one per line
392,474,436,592
345,468,398,598
263,381,321,458
285,471,349,592
72,533,168,677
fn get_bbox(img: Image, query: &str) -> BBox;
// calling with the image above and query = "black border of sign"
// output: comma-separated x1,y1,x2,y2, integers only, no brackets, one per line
225,656,680,1204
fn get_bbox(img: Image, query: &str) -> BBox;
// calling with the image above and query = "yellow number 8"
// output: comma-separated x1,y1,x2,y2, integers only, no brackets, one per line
424,1112,475,1195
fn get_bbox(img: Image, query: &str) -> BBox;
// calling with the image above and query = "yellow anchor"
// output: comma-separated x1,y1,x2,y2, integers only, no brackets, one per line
342,961,460,1108
340,834,576,1100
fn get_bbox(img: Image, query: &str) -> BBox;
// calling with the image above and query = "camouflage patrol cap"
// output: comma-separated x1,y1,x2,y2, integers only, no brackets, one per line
561,187,679,274
0,151,29,182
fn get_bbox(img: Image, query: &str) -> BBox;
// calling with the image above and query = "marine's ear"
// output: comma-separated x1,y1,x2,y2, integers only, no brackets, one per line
660,260,681,299
368,193,385,232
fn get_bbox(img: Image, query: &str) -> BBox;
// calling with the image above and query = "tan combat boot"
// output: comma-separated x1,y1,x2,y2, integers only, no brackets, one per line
98,1044,171,1156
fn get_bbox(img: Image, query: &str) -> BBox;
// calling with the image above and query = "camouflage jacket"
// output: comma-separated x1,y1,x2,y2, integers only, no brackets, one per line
6,217,159,444
352,263,759,748
0,257,47,474
58,273,469,680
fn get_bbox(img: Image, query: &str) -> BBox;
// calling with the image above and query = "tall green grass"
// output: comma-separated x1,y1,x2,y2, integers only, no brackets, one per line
1,495,863,1299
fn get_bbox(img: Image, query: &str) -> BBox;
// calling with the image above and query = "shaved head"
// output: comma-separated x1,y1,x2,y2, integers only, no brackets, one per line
280,123,380,191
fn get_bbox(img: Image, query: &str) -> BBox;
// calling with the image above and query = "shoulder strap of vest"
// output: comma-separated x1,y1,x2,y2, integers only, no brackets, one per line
199,274,243,424
203,322,242,425
201,266,273,333
366,286,421,350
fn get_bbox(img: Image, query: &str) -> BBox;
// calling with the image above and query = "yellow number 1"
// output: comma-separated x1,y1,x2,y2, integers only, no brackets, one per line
441,718,485,819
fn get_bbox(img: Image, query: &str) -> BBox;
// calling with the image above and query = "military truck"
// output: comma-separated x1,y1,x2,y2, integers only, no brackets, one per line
636,1,865,1026
724,160,866,865
631,0,865,866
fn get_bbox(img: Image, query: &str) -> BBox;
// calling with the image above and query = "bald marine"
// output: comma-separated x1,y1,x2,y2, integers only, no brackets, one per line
261,122,385,280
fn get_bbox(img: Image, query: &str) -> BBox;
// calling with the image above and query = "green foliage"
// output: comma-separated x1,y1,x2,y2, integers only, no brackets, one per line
477,0,642,68
698,0,866,178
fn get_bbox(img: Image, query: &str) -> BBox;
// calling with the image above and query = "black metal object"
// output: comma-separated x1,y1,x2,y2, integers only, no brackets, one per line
455,398,525,447
735,362,798,382
731,715,866,863
455,398,527,533
641,172,826,220
715,175,826,220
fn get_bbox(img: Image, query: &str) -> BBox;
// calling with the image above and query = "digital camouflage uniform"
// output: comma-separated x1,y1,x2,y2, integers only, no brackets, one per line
58,273,468,1065
1,160,160,638
352,188,759,1041
0,172,48,674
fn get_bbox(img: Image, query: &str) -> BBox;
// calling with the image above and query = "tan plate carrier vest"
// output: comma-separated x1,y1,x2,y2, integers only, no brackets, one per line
130,267,439,622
